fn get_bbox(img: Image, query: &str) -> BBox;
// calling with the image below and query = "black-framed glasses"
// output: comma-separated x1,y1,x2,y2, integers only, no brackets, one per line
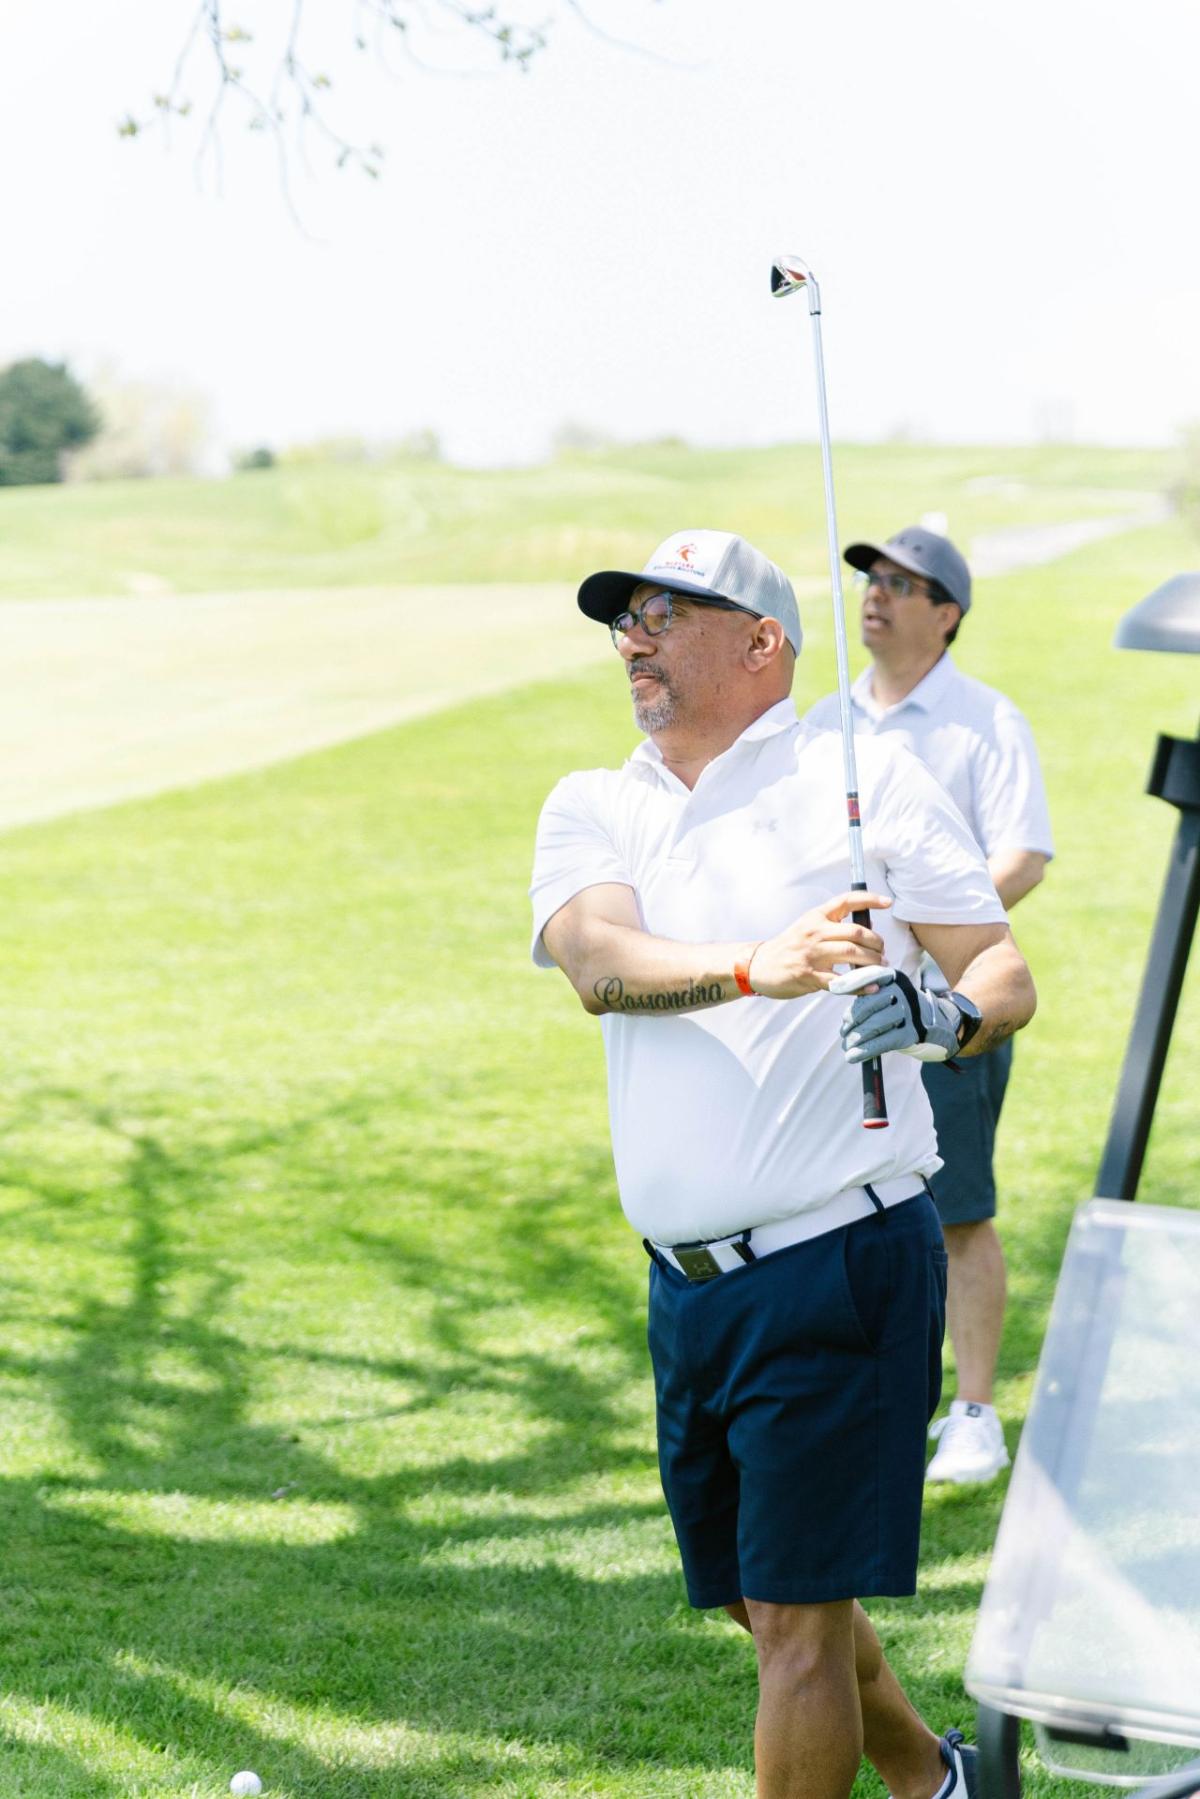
853,569,931,600
610,589,760,649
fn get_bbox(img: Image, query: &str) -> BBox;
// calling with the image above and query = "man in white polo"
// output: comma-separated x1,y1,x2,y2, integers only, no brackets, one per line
805,526,1052,1485
530,527,1036,1799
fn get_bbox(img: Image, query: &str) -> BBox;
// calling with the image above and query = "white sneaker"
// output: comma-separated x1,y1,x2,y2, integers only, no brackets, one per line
926,1400,1009,1484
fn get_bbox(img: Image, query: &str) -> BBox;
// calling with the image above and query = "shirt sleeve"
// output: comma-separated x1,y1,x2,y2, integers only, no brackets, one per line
971,702,1055,861
864,743,1008,927
529,772,635,968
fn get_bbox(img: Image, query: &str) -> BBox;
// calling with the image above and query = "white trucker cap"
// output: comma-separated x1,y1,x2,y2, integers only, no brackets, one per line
577,529,802,653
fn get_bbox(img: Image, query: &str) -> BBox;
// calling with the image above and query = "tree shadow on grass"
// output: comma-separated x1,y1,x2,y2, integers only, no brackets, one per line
0,1734,132,1799
0,1084,768,1795
0,1070,1083,1795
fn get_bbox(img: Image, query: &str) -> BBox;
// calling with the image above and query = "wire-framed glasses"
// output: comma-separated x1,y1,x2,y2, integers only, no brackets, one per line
852,569,931,600
610,589,760,649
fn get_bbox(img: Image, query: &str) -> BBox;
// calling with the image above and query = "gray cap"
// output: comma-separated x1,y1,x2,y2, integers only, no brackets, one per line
843,525,971,615
578,528,802,652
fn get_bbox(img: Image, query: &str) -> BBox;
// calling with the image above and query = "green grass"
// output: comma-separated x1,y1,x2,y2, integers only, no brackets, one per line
0,464,1198,1792
0,439,1181,597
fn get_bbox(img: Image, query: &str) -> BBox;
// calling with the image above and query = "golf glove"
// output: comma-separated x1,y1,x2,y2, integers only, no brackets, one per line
830,966,962,1064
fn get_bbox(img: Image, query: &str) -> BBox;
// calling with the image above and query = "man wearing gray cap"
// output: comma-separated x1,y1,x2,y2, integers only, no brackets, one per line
531,526,1036,1797
805,525,1053,1486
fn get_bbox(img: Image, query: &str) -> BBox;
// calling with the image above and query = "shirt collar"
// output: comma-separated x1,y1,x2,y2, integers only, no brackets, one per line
855,652,956,718
628,696,799,774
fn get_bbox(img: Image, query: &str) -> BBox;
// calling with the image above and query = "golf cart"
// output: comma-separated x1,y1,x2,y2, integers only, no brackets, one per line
966,574,1200,1797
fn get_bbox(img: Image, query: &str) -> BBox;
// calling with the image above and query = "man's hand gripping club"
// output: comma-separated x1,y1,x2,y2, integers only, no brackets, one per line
831,966,964,1063
747,892,893,996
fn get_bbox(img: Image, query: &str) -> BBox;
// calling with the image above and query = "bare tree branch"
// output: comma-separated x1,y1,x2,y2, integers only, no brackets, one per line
119,0,674,227
559,0,687,66
120,0,561,185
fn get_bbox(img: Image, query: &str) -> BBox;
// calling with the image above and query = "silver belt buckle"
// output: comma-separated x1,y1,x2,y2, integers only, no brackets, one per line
672,1244,724,1282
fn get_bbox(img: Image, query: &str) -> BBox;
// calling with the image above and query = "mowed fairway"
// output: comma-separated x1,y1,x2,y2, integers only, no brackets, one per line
0,447,1197,1795
0,583,608,829
0,441,1170,829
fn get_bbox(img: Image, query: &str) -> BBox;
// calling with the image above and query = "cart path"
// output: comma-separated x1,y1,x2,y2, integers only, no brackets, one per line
0,498,1171,833
969,493,1171,577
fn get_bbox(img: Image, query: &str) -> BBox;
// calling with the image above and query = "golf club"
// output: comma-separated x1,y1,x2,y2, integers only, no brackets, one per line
771,252,888,1129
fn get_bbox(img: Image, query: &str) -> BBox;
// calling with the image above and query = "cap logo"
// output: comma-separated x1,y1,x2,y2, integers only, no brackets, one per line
652,538,711,580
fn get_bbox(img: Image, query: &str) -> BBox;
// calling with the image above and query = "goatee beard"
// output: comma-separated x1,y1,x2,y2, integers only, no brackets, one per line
632,677,677,732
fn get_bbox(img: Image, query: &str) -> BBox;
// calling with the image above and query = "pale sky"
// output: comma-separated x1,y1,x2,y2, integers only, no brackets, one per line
3,0,1199,465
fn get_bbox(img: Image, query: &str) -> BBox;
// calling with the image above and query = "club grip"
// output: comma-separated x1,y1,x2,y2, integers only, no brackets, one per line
851,903,889,1130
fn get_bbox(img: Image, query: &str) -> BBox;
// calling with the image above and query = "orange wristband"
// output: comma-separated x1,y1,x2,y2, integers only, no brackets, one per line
734,945,762,997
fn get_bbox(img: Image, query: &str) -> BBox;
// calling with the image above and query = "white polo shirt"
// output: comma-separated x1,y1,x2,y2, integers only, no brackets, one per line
802,655,1054,865
530,698,1006,1246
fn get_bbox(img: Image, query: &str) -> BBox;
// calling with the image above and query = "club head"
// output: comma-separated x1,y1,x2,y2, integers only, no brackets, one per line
771,253,820,311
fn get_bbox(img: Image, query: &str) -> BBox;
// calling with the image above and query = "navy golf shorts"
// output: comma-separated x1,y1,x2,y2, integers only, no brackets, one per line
922,1038,1014,1226
647,1193,947,1610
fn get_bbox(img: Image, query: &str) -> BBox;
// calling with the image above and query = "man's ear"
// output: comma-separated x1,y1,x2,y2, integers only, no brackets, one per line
746,616,788,669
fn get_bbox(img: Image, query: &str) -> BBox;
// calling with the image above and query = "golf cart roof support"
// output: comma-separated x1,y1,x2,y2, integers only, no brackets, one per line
1096,574,1200,1201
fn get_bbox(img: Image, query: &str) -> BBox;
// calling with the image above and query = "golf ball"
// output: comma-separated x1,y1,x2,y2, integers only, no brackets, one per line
230,1775,263,1797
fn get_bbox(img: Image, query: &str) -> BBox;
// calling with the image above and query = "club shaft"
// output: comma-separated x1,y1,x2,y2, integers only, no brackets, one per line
799,276,888,1128
806,302,866,887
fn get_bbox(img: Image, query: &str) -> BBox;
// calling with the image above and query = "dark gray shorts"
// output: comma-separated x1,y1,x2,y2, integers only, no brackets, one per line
922,1038,1014,1226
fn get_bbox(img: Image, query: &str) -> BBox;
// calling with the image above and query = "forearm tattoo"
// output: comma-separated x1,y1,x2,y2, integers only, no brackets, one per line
592,975,726,1014
972,1016,1017,1055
